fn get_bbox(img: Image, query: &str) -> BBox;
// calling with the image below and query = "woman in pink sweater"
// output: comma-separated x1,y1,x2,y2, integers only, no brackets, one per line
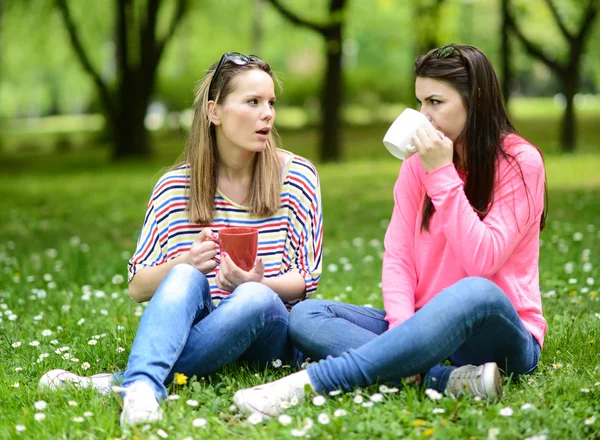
234,44,548,418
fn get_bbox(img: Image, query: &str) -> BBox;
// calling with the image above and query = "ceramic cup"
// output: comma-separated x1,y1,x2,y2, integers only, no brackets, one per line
383,108,434,160
218,227,259,271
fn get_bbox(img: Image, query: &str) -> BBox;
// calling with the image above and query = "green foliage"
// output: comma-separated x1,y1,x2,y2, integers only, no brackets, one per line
0,130,599,438
2,0,598,119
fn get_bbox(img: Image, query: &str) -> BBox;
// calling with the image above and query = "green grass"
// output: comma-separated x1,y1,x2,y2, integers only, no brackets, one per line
0,135,599,439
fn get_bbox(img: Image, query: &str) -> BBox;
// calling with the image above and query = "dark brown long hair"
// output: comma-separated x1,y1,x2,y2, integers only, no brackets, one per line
414,44,547,232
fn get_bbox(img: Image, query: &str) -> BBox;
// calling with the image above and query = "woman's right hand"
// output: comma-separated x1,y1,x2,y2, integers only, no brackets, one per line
187,228,219,274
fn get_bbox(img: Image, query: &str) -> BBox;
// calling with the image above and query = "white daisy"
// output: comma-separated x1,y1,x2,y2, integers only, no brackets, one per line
312,395,326,406
318,413,330,424
278,414,292,426
34,413,46,422
370,393,384,402
34,400,47,411
333,409,348,417
425,388,443,401
193,418,208,427
248,413,263,425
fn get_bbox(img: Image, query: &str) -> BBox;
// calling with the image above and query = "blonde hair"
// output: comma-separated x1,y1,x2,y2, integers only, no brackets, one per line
176,57,282,224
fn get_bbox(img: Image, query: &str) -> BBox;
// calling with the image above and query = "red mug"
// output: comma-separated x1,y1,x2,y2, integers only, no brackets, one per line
217,227,259,271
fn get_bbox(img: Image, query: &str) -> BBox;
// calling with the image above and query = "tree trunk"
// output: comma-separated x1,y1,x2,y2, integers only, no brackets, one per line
560,73,578,153
500,0,512,105
252,0,265,55
320,28,343,162
112,96,151,159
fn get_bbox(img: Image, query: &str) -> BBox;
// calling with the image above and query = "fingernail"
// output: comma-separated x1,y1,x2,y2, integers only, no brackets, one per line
211,232,218,239
222,252,227,258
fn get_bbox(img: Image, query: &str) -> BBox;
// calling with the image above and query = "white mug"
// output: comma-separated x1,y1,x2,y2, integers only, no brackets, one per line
383,108,433,160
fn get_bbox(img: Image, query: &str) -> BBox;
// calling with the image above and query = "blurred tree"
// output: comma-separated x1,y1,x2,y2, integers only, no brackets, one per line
506,0,598,152
253,0,265,55
268,0,347,163
414,0,447,55
500,0,512,104
55,0,189,159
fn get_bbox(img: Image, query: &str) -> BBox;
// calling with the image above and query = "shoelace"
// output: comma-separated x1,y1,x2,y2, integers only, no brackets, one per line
452,368,484,394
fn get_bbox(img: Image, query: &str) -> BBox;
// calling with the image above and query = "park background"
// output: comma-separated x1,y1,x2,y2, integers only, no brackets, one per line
0,0,599,438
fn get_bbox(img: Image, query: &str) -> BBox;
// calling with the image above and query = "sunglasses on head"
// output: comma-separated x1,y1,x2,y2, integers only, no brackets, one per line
208,52,264,96
435,44,465,60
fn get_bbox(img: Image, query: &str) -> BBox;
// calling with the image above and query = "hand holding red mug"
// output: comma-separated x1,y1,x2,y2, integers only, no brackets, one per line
216,253,264,292
187,228,219,274
214,227,261,292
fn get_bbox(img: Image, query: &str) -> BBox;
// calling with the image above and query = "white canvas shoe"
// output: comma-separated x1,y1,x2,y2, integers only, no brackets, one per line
113,381,163,427
39,369,114,395
444,362,503,401
233,370,314,419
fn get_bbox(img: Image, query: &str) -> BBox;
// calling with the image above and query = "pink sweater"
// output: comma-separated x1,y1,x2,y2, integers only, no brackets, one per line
382,134,547,347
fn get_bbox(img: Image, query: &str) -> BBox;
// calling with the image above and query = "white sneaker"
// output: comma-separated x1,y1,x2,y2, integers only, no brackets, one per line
39,369,114,395
444,362,502,401
233,370,314,419
113,381,163,427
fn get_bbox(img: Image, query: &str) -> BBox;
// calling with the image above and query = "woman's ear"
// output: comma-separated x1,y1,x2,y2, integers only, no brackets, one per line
207,100,221,126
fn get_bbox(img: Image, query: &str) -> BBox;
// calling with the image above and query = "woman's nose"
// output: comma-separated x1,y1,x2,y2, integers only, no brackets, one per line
262,105,274,120
419,109,432,122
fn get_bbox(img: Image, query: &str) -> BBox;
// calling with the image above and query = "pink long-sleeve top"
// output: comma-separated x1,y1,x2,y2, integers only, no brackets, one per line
382,134,547,347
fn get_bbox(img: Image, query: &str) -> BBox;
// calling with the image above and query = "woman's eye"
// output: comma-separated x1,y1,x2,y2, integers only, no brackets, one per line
248,99,258,105
431,100,440,105
269,100,276,107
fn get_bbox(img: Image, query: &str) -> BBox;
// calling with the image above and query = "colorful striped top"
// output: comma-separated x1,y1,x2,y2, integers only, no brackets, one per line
128,150,323,309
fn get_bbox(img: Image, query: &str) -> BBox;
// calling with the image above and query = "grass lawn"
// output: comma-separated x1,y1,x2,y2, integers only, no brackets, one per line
0,128,599,439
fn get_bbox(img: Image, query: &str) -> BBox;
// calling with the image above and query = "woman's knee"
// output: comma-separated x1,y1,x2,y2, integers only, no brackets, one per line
289,299,326,327
452,277,512,311
289,299,328,344
158,264,210,303
228,282,282,312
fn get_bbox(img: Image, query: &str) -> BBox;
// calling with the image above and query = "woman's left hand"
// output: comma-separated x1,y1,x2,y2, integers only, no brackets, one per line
411,124,454,173
216,253,265,292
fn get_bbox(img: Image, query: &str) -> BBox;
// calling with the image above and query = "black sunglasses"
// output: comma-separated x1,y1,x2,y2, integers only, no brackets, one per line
208,52,264,96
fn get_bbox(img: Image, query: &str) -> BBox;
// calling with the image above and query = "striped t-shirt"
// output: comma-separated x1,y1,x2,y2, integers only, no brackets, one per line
128,150,323,309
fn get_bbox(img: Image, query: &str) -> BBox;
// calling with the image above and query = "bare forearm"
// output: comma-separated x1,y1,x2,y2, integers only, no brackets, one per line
261,271,307,303
128,253,190,302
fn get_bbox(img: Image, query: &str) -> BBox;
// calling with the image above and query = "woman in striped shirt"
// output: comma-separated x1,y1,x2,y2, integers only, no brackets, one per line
39,52,323,427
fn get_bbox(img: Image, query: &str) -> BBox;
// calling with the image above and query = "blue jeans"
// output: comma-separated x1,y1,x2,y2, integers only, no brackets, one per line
290,277,541,393
119,264,297,400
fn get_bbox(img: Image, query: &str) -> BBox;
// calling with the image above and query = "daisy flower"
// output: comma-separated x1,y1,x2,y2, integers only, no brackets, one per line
312,395,326,406
278,414,292,426
318,413,330,424
34,401,47,411
333,409,347,417
425,388,443,401
248,413,263,425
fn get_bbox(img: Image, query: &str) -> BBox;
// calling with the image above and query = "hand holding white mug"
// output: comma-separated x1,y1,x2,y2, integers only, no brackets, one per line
411,124,454,173
383,108,435,160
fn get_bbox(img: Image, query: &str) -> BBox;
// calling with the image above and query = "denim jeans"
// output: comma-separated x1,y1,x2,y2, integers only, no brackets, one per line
289,277,541,393
119,264,297,400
